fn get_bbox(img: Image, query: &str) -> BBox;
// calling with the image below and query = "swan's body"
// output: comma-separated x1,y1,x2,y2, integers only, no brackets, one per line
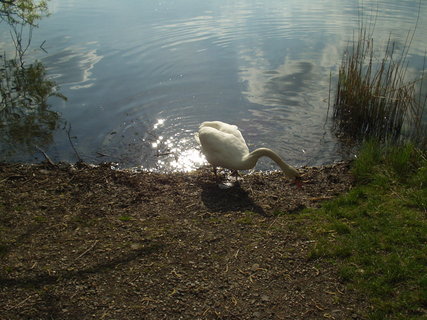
195,121,301,181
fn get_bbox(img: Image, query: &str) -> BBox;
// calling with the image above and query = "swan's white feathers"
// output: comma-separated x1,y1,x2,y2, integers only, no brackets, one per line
195,121,301,179
198,126,249,170
199,121,246,143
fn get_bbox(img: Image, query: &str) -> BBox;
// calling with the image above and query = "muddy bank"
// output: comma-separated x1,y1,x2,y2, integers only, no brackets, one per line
0,162,368,319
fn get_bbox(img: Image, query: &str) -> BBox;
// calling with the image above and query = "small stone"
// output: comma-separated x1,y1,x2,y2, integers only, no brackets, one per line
251,263,260,271
261,294,270,302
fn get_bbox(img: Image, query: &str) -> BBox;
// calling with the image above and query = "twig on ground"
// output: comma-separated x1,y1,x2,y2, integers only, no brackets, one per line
6,295,32,310
35,145,55,166
73,240,99,263
66,124,83,162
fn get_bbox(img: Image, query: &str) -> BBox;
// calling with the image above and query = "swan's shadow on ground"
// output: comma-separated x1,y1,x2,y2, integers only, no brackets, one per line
200,181,266,216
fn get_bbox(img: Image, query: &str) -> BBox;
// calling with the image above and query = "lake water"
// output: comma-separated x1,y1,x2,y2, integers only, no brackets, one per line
1,0,426,171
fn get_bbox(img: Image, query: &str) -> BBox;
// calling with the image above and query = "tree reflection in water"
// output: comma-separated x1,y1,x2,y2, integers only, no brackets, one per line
0,56,66,158
0,0,67,160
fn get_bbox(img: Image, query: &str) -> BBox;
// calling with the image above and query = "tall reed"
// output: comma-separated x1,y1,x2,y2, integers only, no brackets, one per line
332,26,426,149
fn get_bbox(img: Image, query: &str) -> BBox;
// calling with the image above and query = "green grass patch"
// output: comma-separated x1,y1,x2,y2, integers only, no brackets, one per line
305,143,427,319
236,211,256,225
0,241,7,258
33,216,47,222
118,215,133,222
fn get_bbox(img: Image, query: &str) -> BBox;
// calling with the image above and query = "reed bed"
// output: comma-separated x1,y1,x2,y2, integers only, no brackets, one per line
332,26,427,149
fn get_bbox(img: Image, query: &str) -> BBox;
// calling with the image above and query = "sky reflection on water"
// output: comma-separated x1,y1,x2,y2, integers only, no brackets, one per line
1,0,426,171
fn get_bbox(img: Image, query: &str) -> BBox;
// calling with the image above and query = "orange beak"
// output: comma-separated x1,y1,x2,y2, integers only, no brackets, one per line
293,177,303,189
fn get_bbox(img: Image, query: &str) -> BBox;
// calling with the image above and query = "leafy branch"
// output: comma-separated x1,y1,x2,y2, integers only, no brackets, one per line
0,0,49,26
0,0,50,66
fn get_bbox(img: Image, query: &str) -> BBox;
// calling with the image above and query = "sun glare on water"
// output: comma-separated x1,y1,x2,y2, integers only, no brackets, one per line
169,147,206,172
145,119,206,172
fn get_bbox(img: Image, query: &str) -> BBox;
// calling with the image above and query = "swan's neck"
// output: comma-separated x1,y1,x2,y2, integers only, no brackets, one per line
243,148,300,178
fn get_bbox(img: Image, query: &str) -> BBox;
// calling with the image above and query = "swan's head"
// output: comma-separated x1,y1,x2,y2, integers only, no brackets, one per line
293,176,303,188
283,166,302,188
280,163,300,178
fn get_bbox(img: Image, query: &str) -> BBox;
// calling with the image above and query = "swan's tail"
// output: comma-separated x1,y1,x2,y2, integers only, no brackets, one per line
194,132,201,145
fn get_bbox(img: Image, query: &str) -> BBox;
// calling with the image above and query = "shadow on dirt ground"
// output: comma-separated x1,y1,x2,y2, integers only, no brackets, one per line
0,162,368,319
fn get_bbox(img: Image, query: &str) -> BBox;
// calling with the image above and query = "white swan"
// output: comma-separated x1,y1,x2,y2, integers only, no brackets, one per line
195,121,301,184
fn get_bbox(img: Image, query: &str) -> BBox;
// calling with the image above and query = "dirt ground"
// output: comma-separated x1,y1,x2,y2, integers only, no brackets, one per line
0,161,369,319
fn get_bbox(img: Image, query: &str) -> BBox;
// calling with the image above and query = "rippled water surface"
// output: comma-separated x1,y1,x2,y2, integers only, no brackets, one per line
1,0,426,171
